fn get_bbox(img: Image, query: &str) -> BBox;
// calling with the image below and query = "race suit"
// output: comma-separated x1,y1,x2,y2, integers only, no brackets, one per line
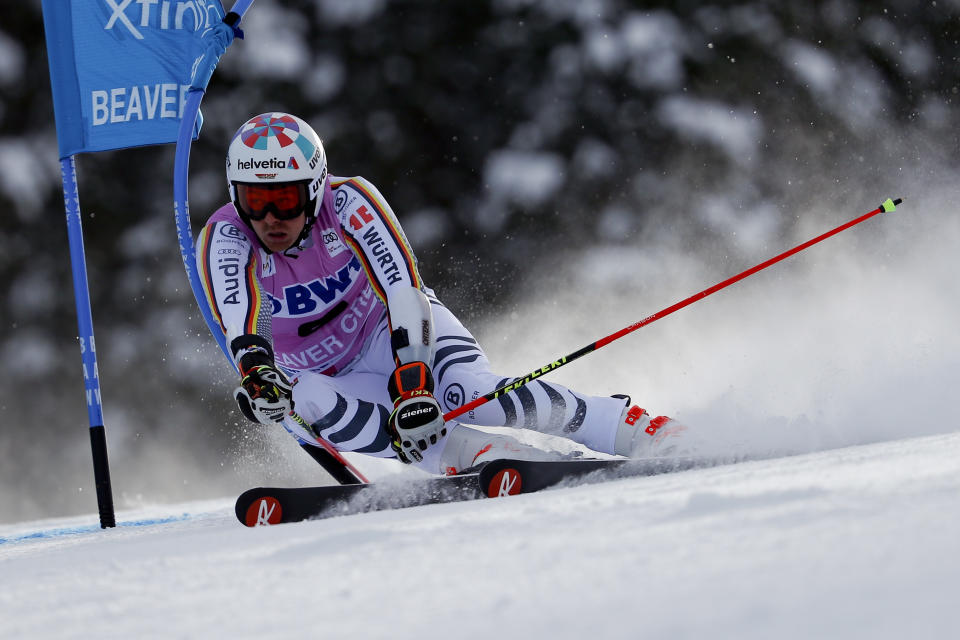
197,175,626,473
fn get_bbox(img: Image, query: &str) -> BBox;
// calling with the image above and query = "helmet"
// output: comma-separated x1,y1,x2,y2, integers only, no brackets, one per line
226,113,328,248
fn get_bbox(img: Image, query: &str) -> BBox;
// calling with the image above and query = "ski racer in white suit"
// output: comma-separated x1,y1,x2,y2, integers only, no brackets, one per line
198,113,684,475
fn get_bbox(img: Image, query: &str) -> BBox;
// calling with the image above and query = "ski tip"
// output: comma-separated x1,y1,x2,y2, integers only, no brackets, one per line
237,493,284,527
881,197,903,213
485,466,524,498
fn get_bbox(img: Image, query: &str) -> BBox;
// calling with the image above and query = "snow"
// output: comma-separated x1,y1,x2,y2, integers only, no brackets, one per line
315,0,387,25
483,149,566,209
780,40,889,133
402,207,454,249
782,40,839,95
621,11,687,90
656,96,761,164
0,138,50,222
573,137,618,179
0,29,24,88
7,269,57,318
221,3,310,79
3,432,959,639
303,54,347,103
0,328,58,377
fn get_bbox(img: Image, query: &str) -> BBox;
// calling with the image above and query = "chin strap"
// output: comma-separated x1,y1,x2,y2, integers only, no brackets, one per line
286,208,317,255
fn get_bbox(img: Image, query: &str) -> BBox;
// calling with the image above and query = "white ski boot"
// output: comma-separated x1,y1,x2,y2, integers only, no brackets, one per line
612,398,688,458
439,424,564,475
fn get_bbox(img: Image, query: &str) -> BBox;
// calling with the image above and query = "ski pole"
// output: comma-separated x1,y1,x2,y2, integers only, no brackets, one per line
444,197,903,422
288,411,369,484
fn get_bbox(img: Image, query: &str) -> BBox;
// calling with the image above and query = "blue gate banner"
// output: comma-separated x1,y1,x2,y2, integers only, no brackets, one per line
42,0,226,158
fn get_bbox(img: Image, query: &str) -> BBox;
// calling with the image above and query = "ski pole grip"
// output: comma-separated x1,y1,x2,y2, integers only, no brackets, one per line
881,197,903,213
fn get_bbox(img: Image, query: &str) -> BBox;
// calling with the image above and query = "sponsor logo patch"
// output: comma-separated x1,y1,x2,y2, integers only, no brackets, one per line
349,205,374,230
219,223,244,240
270,256,363,317
245,496,282,526
487,469,522,498
260,249,275,277
321,228,347,257
238,157,287,170
444,384,465,408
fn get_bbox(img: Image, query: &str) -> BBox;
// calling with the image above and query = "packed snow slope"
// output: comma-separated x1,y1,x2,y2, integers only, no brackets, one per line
2,431,958,639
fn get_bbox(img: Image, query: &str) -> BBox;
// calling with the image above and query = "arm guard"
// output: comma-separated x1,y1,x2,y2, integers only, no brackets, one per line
388,286,435,366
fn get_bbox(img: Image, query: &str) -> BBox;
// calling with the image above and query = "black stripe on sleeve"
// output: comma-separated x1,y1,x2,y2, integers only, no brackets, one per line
310,393,349,433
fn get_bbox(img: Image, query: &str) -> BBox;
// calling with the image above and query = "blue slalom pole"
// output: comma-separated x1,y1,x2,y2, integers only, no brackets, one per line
173,2,255,366
60,156,115,529
173,89,232,365
227,0,255,18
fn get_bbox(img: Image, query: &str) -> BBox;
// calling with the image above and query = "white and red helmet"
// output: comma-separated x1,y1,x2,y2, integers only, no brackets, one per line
226,113,328,240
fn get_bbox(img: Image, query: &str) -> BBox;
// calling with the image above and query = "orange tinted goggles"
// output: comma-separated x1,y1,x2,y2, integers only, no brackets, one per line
236,183,309,221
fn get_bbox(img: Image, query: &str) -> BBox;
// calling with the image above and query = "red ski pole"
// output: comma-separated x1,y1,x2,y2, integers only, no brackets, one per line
444,197,903,422
288,410,369,484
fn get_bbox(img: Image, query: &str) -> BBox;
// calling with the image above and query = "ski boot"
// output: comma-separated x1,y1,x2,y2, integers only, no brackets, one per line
439,424,566,475
612,395,688,458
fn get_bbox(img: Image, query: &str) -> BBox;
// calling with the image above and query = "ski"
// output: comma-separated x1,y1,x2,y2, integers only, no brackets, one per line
236,473,483,526
236,455,720,526
476,456,713,496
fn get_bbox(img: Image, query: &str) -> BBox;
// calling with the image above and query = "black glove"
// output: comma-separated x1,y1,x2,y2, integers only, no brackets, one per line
387,362,447,464
232,336,294,425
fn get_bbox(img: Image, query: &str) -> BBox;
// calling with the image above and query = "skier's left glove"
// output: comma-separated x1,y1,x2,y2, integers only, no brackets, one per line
232,336,294,425
387,362,447,464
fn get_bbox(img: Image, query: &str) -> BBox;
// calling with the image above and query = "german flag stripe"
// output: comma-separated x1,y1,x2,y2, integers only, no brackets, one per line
347,178,422,288
242,250,262,335
343,232,388,306
197,226,226,333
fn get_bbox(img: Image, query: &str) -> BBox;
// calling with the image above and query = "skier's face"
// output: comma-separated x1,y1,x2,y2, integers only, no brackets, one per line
250,210,306,253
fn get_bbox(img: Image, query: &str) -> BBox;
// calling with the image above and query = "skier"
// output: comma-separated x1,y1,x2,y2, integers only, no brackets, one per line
198,112,685,476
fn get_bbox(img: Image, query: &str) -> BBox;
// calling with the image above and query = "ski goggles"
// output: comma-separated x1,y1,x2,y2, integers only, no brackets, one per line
235,182,310,221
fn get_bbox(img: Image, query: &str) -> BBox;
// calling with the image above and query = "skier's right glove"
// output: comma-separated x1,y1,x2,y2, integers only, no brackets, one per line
387,362,447,464
232,336,294,425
